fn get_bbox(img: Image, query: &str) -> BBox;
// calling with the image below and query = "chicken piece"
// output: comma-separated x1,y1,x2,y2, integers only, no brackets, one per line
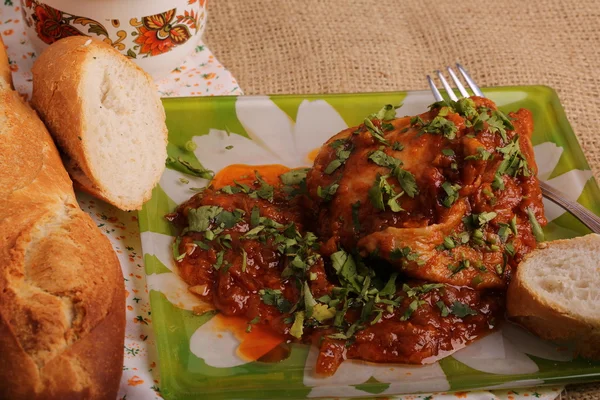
312,281,504,375
306,98,546,289
169,177,331,337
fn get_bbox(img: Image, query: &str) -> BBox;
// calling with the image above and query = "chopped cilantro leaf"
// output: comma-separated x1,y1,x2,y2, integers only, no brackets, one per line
303,282,317,318
194,240,211,250
368,150,402,168
172,237,184,261
188,206,223,232
213,250,225,271
317,182,340,201
395,168,418,198
370,104,397,121
400,299,425,321
505,242,516,256
493,136,530,189
392,141,404,151
443,236,456,249
253,171,274,201
442,148,455,156
245,316,261,332
177,157,214,179
379,272,398,297
450,301,478,318
527,207,545,242
280,168,309,185
241,248,248,272
290,311,305,339
325,159,344,174
441,181,461,208
215,209,244,229
250,206,260,227
464,147,493,161
363,118,390,146
325,139,353,174
420,116,458,139
436,301,450,317
260,288,292,313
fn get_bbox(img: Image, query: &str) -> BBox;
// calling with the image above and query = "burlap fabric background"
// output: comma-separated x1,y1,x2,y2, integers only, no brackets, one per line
205,0,600,398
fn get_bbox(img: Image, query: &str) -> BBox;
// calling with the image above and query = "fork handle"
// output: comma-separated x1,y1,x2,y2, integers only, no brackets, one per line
540,181,600,234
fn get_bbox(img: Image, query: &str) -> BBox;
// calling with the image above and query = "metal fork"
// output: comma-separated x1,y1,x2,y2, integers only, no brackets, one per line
427,64,600,234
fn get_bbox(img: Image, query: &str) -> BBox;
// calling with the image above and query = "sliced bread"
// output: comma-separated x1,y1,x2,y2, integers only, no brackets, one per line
31,36,168,211
506,233,600,359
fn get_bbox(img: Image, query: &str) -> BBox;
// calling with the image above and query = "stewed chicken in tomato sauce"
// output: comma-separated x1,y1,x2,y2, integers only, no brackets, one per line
167,97,545,376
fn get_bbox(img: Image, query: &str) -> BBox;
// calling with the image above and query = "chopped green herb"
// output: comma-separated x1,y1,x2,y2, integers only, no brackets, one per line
379,272,398,297
290,311,305,339
419,116,458,139
441,181,461,208
259,288,292,313
317,182,340,201
213,250,225,271
443,236,456,250
188,206,223,232
495,264,504,275
363,118,390,146
370,104,397,121
325,139,353,174
172,237,185,261
225,145,234,150
527,207,545,242
177,157,214,179
241,248,248,272
280,168,309,185
442,148,455,156
510,215,518,235
400,299,425,321
464,147,493,161
392,141,404,151
395,168,418,198
449,259,469,276
246,316,260,332
492,136,530,189
472,275,484,286
436,301,450,317
251,171,274,201
505,242,516,256
450,301,478,318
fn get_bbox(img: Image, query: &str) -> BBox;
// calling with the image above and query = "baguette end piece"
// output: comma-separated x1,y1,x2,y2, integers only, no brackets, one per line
507,233,600,359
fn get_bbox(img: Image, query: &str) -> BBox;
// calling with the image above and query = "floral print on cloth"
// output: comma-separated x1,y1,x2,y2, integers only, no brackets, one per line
0,3,562,400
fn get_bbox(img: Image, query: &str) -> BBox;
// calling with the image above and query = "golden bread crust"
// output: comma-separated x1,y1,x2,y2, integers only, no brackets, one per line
0,37,125,399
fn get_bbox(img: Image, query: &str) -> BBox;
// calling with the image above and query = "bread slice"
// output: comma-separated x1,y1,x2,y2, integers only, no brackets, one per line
506,233,600,359
31,36,168,211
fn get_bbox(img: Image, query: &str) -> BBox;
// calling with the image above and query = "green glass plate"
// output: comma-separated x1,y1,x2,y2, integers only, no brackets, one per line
139,86,600,400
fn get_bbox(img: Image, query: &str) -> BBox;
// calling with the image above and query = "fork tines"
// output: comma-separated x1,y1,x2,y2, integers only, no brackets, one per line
427,63,484,101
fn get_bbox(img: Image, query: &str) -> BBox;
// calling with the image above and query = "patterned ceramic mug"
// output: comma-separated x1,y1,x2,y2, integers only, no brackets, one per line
20,0,208,79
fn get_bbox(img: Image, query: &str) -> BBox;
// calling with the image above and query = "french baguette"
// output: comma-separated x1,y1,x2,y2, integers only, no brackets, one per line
507,233,600,359
0,37,12,87
0,36,125,399
31,36,168,211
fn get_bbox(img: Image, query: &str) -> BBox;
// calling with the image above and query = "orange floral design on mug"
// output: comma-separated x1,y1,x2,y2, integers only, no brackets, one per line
32,2,84,44
132,9,197,57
